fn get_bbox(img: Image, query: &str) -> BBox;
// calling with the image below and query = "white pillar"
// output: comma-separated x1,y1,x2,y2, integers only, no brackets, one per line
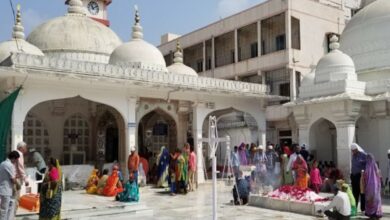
298,124,309,146
336,121,356,182
11,117,24,151
257,20,262,56
126,97,137,156
290,68,297,101
192,103,211,184
234,29,238,63
285,2,292,50
202,41,206,72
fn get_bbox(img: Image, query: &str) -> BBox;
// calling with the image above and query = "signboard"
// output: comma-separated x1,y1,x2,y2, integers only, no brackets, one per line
127,122,137,128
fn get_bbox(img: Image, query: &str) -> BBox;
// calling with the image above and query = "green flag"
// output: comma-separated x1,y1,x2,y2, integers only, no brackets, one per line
0,87,21,161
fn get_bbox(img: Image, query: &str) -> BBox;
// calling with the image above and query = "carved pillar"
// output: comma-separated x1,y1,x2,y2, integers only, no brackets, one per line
336,121,356,182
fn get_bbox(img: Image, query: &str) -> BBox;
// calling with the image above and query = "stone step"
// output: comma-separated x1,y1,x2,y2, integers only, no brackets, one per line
17,203,153,220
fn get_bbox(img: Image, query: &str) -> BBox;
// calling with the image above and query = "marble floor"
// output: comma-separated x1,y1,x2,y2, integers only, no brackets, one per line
17,181,390,220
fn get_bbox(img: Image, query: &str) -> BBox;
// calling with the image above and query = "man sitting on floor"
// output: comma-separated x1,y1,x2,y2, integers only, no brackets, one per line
320,183,351,220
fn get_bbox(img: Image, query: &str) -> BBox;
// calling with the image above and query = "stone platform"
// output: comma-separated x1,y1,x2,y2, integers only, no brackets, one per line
248,194,330,217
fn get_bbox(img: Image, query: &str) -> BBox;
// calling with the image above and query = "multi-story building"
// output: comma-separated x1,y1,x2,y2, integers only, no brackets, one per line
158,0,361,146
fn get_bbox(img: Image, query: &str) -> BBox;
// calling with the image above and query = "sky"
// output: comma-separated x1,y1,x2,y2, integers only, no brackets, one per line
0,0,266,46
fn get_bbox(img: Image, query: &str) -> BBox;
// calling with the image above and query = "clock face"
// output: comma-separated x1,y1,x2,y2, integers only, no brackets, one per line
87,1,99,15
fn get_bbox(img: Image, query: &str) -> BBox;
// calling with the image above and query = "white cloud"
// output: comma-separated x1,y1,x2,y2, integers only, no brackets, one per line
22,8,48,35
217,0,267,18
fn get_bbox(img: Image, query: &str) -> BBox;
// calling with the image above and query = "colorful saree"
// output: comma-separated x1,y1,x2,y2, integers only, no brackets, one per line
156,147,170,188
86,169,99,194
102,170,123,197
39,159,62,220
364,153,382,218
116,180,139,202
292,156,308,189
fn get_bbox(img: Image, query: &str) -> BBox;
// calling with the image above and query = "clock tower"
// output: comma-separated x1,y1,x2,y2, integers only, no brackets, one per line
65,0,112,26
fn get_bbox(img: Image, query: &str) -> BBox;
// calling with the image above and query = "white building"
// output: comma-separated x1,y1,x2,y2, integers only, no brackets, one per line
289,0,389,178
158,0,362,147
0,0,279,183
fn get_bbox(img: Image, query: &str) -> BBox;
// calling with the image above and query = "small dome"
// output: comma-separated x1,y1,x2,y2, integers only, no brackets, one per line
167,42,198,76
340,0,390,72
315,35,356,84
109,8,167,72
26,0,121,63
0,4,43,63
301,71,315,86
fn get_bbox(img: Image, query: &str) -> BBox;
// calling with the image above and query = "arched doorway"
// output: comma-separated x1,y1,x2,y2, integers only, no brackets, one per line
23,96,125,165
138,108,177,157
309,118,337,164
203,108,258,166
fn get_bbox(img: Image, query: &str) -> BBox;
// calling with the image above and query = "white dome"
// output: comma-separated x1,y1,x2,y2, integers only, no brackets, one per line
0,40,44,63
167,43,198,76
26,0,121,63
340,0,390,73
109,9,167,72
0,5,43,63
315,35,356,84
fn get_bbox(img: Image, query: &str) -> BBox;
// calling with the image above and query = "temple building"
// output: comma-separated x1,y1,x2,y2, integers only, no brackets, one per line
0,0,278,183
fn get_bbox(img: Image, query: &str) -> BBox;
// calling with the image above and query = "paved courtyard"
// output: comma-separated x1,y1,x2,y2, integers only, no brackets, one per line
17,181,390,220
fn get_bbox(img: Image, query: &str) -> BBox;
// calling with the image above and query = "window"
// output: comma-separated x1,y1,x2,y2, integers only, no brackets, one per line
250,42,258,58
63,114,89,153
295,71,301,96
23,114,50,160
196,60,203,73
265,68,290,105
291,17,301,50
276,34,286,51
206,58,212,70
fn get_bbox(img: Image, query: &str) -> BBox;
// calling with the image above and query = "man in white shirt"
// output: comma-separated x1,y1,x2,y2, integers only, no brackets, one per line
0,151,20,220
29,148,47,192
322,186,351,220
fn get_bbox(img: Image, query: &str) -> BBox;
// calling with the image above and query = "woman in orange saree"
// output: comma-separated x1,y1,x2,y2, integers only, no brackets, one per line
292,155,309,189
102,169,123,197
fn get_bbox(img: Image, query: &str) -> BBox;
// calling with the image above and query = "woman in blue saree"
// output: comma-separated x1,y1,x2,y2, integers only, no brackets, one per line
156,146,170,188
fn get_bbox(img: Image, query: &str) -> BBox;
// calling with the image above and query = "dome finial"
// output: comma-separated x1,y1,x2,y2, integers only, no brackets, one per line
132,5,143,40
12,4,25,40
173,40,183,63
329,34,340,51
67,0,86,15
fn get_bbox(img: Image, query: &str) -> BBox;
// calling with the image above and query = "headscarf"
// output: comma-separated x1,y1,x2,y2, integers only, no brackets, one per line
364,153,383,218
350,143,365,153
293,155,308,170
238,142,248,165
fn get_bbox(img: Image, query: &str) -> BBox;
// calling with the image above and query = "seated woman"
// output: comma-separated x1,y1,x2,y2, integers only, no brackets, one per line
102,168,123,197
97,169,109,195
116,172,139,202
86,169,99,194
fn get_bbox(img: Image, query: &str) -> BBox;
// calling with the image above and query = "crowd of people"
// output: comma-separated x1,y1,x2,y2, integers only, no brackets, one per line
230,142,384,219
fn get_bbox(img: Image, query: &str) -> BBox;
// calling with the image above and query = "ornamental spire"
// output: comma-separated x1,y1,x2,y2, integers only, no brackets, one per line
132,5,143,40
173,41,183,63
67,0,86,15
329,34,340,51
12,4,25,40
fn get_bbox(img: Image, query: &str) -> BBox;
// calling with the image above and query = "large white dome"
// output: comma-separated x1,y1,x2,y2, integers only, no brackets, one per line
340,0,390,73
109,9,167,72
315,35,356,84
26,0,121,63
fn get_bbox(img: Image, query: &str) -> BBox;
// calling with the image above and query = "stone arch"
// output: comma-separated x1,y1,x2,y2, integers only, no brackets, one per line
138,108,177,157
24,96,126,165
309,117,337,165
202,107,258,165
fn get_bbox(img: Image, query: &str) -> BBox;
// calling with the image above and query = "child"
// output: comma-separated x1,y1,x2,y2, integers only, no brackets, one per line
169,166,176,196
310,160,322,193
